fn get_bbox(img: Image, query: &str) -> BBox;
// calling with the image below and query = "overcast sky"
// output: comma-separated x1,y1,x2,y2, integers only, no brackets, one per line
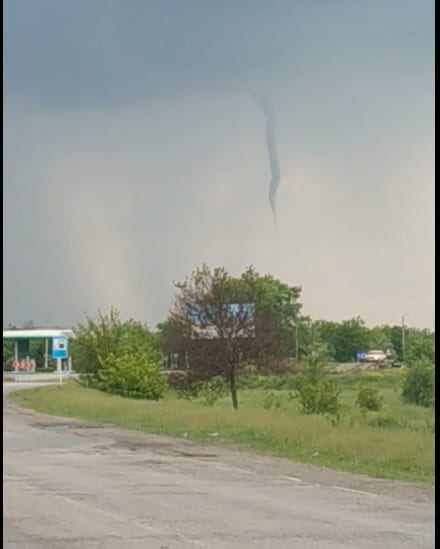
3,0,434,329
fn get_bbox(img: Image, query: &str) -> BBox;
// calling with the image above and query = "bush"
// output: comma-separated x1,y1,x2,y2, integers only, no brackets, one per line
71,308,124,384
97,350,166,400
70,308,166,401
263,391,283,410
198,376,228,406
237,374,297,391
72,308,160,389
295,342,341,419
236,374,266,390
401,360,434,407
356,385,383,412
296,379,341,418
167,371,202,400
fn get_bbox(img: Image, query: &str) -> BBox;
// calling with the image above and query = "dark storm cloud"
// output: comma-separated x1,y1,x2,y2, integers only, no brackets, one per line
3,0,435,329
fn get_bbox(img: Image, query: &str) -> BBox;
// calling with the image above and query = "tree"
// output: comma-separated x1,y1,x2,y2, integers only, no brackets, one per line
405,328,435,365
296,319,326,359
331,317,370,362
304,317,370,363
367,326,394,354
71,308,124,383
308,320,338,361
156,318,189,370
3,339,14,367
164,265,303,409
382,325,404,360
71,308,164,400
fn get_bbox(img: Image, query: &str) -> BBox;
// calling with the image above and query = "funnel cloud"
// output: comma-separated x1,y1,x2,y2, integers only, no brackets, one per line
260,99,281,222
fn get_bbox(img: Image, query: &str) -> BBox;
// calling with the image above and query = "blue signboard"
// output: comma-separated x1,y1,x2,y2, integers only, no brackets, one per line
52,336,68,359
190,303,255,339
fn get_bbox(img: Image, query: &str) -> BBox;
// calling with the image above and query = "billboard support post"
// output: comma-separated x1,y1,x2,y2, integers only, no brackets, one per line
57,358,63,385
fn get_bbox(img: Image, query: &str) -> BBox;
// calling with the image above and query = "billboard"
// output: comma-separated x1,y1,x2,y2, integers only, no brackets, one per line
52,336,68,359
190,303,255,339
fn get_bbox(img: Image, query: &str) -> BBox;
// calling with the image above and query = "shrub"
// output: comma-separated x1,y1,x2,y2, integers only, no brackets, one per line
71,308,124,385
295,342,341,419
71,308,165,398
167,371,202,400
263,391,283,410
97,350,166,400
236,374,266,390
356,385,383,412
198,376,228,406
296,379,341,417
401,359,434,407
237,374,297,391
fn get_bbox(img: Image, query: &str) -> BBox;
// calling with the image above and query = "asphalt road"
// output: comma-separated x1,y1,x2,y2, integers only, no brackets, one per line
3,384,435,549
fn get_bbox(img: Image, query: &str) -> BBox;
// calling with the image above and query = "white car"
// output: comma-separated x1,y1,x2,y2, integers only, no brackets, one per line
362,350,387,363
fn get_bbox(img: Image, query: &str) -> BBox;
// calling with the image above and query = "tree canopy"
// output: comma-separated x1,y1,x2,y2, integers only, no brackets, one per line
159,264,304,409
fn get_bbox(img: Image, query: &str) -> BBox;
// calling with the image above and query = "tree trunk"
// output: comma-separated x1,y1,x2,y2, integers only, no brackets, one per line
229,363,239,410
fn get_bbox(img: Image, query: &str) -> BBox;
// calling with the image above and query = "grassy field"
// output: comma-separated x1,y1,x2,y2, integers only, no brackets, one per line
9,368,434,484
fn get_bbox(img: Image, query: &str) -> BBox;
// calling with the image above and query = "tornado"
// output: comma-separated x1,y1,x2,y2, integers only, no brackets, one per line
260,99,280,222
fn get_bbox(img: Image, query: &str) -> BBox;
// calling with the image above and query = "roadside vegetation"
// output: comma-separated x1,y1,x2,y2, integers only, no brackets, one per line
11,367,434,483
5,264,435,483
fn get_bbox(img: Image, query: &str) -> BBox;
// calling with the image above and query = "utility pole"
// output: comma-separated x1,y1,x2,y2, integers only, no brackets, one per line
401,315,406,364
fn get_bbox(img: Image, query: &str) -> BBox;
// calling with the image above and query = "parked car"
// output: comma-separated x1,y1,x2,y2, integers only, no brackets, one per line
361,350,387,363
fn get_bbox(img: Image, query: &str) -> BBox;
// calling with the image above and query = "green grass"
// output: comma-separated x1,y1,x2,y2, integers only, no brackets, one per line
9,369,434,484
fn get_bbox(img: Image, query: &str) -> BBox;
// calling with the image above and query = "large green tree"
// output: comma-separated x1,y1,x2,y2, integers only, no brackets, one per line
303,317,370,362
161,265,303,409
367,326,394,354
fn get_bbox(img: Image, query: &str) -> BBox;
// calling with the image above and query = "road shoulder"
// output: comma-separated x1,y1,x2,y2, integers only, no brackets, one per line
4,395,434,504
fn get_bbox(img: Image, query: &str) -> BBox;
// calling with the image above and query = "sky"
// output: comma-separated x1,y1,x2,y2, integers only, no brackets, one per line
3,0,435,330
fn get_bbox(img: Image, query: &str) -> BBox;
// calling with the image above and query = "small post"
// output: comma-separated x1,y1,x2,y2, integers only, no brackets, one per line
57,358,63,385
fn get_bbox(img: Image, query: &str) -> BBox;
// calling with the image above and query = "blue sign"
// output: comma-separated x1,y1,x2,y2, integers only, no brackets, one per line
52,336,68,359
189,303,256,339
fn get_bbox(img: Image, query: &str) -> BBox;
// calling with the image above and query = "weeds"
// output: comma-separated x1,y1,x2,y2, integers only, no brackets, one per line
10,370,434,484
